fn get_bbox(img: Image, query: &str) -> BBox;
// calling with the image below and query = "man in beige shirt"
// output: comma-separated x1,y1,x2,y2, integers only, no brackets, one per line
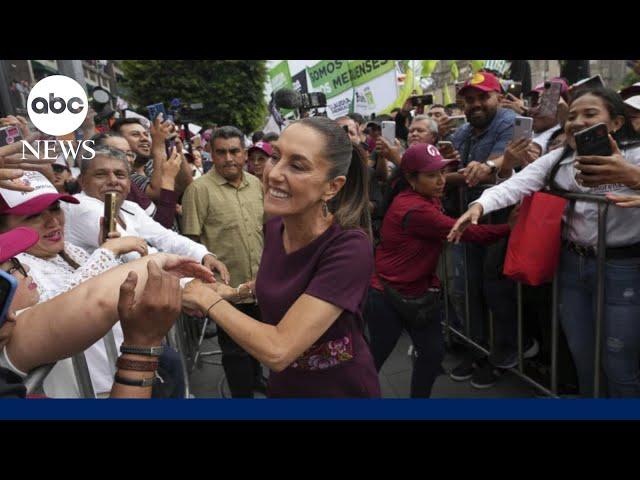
181,126,264,398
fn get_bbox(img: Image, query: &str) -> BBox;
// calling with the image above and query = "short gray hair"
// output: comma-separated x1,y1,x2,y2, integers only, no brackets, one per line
80,146,131,175
412,115,439,136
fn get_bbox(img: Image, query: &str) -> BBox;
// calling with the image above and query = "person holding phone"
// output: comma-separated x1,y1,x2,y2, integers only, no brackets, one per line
449,87,640,397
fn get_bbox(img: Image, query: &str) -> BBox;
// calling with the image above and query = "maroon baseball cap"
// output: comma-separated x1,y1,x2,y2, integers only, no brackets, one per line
0,227,39,263
248,141,273,157
458,72,503,96
401,143,457,174
531,77,570,101
0,172,79,216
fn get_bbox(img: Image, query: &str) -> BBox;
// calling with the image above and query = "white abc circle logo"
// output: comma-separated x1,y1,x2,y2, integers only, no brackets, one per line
27,75,88,136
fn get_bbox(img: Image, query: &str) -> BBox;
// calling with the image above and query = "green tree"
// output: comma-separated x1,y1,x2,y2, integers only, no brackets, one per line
119,60,268,133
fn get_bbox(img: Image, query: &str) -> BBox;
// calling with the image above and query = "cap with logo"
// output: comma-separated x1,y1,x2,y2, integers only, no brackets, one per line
458,72,503,96
0,171,79,216
248,141,273,157
401,143,458,174
0,227,40,263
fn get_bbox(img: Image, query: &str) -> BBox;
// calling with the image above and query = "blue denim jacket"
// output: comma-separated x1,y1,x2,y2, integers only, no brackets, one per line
452,108,516,167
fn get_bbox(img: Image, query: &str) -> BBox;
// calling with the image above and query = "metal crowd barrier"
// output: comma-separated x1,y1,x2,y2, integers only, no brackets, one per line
440,186,612,398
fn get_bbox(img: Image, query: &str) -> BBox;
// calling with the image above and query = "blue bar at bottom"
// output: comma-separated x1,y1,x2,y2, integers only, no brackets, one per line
2,399,640,420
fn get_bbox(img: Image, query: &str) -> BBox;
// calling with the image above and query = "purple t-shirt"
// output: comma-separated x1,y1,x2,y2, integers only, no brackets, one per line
255,217,381,398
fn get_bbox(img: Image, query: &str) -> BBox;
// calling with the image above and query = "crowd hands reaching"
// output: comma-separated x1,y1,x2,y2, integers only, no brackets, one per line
3,63,640,400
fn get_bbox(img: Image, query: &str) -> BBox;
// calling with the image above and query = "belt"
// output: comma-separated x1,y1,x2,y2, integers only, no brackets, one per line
563,240,640,259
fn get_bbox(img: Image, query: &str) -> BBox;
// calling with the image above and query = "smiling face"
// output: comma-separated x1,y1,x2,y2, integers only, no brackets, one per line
564,93,625,151
1,202,65,259
0,258,39,312
79,155,131,209
463,89,501,129
119,123,151,158
264,123,345,219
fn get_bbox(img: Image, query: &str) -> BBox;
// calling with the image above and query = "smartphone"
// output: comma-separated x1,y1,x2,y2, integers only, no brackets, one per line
103,192,118,242
381,121,396,144
0,270,18,328
504,81,523,98
513,116,533,141
449,115,467,129
437,141,453,149
569,75,605,99
0,125,23,147
410,94,434,107
146,103,166,122
537,81,562,119
574,123,612,157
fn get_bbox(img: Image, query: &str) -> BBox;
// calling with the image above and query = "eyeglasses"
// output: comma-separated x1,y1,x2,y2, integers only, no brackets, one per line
3,258,28,278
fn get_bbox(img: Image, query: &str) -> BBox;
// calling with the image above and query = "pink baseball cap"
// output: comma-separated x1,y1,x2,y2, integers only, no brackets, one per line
0,227,39,263
401,143,457,174
0,171,79,216
248,141,273,157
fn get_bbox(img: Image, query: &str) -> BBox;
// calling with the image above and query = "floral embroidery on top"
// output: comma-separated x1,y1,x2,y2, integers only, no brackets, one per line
290,334,354,371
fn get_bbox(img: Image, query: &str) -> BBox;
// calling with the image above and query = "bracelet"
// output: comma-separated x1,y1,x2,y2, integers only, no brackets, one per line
119,345,164,357
202,253,217,265
206,298,225,317
114,374,155,387
117,357,159,372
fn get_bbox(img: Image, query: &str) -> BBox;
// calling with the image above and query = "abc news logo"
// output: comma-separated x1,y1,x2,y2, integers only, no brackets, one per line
24,75,95,160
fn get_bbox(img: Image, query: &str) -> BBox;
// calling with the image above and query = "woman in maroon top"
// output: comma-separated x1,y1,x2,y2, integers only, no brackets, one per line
182,117,381,398
365,143,511,397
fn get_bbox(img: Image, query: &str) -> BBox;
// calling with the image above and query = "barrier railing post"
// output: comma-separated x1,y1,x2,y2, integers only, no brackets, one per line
24,364,56,395
517,282,524,373
440,250,451,347
593,201,609,398
551,272,559,395
71,353,96,398
170,317,191,398
103,329,119,376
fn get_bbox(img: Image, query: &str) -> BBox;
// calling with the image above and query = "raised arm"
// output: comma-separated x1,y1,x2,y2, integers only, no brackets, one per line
7,253,213,373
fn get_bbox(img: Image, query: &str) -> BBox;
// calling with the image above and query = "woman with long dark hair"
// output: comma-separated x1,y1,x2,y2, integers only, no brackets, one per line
182,117,380,398
450,87,640,397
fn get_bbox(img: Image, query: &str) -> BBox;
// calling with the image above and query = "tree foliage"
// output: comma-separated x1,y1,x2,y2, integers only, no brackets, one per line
119,60,268,133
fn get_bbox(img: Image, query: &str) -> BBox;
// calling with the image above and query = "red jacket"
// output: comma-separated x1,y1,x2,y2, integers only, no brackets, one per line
371,189,510,296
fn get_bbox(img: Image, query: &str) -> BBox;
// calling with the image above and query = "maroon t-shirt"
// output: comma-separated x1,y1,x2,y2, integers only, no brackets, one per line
371,189,510,296
255,217,381,398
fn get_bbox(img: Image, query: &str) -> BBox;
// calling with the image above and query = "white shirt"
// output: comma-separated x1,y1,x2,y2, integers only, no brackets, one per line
474,145,640,247
12,243,123,397
62,192,212,263
532,124,562,155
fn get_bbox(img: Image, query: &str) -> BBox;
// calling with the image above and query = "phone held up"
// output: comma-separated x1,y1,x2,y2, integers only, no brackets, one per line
0,270,18,328
574,123,612,157
513,116,533,141
381,121,396,144
537,81,562,119
103,192,118,243
0,125,23,148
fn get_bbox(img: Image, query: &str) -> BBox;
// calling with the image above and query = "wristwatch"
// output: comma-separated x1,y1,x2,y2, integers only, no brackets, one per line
485,160,498,174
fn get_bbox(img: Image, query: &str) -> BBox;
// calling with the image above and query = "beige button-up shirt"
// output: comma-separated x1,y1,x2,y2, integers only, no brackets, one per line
181,169,264,300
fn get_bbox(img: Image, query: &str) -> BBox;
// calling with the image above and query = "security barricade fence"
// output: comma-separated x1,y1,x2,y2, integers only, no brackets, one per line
22,188,613,399
440,185,613,398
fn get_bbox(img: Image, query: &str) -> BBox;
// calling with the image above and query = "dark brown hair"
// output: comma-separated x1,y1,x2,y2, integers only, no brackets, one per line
297,117,371,237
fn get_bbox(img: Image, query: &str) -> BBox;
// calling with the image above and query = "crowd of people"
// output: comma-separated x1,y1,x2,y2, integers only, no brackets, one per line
2,65,640,399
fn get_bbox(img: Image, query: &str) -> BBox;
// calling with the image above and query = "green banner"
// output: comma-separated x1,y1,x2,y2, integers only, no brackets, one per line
269,61,293,91
306,60,352,98
347,60,394,88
